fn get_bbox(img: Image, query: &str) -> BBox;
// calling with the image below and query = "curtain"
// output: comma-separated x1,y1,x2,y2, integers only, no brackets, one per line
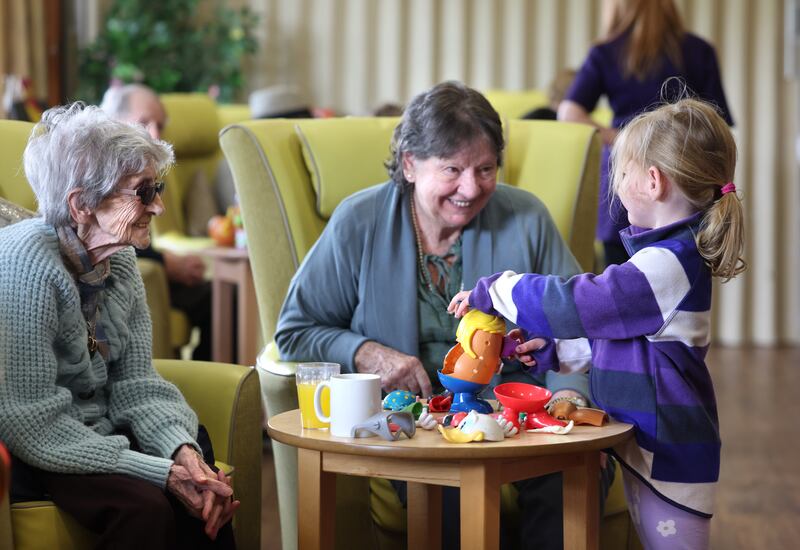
241,0,800,347
0,0,48,118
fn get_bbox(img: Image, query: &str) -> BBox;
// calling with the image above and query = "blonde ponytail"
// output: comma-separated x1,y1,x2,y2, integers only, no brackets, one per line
697,189,746,281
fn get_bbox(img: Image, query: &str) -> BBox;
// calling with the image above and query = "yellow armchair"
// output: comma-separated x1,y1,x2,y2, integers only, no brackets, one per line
485,87,614,128
0,360,262,550
154,94,251,253
219,117,642,550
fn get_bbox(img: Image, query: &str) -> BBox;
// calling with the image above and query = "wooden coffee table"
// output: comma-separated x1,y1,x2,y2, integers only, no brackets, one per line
197,246,258,366
268,409,633,550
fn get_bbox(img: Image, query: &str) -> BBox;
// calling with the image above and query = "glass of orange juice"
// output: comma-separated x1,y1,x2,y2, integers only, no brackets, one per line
296,362,340,429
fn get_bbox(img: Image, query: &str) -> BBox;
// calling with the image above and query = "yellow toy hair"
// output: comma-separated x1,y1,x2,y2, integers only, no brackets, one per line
456,310,506,359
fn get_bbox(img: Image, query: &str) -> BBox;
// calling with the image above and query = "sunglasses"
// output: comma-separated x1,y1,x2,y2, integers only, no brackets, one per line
117,181,166,206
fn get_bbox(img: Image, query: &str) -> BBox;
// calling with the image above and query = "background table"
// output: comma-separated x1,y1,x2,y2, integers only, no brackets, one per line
197,246,259,366
268,409,633,550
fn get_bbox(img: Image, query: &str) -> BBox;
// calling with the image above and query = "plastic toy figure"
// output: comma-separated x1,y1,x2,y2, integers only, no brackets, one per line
437,410,516,443
438,310,516,413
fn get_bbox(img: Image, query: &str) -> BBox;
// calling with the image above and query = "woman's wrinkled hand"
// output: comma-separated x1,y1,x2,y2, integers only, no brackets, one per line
202,470,240,540
166,463,205,517
172,445,231,499
447,290,472,318
170,445,236,538
164,251,206,286
355,341,433,397
506,328,547,367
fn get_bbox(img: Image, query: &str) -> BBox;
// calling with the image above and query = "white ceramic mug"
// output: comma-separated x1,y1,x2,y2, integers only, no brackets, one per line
313,373,382,437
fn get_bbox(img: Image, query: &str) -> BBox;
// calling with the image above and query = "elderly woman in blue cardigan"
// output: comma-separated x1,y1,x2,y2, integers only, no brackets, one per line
0,104,237,549
276,81,612,550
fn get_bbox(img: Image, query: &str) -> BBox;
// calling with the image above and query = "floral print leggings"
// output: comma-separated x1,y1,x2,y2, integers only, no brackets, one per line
622,469,711,549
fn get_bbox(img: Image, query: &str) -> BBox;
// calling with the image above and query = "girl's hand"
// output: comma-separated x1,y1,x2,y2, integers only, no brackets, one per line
507,328,548,367
448,290,473,317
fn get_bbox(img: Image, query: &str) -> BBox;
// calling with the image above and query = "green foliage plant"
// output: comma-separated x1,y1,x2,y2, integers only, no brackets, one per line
78,0,258,103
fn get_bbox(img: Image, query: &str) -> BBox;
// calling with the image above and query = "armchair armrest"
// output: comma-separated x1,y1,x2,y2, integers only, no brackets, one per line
137,257,173,358
155,359,262,550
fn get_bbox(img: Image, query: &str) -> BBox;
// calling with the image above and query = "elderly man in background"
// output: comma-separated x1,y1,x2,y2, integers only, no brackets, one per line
101,84,212,360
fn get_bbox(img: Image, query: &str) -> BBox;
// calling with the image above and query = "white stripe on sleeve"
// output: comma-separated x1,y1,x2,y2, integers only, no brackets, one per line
486,271,525,324
554,338,592,374
627,247,690,322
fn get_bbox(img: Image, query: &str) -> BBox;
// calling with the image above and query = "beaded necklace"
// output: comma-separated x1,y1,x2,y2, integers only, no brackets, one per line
409,195,437,294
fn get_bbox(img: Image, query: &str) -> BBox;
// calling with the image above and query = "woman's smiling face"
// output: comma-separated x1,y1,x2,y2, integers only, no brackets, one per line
404,137,499,235
78,165,165,262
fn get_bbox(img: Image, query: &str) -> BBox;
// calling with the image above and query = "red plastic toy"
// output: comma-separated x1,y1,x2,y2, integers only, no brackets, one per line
494,382,565,430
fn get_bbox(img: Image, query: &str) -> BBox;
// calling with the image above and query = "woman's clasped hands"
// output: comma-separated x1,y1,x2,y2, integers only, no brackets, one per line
168,445,240,540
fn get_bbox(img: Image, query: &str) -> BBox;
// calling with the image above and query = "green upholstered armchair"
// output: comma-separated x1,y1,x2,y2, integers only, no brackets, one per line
153,94,251,252
0,360,262,550
221,116,639,549
0,119,189,358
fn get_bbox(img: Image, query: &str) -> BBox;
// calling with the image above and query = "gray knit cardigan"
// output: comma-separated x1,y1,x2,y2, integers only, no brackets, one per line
0,218,198,488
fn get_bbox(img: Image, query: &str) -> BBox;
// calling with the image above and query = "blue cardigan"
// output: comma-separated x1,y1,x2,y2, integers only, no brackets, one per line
276,181,589,396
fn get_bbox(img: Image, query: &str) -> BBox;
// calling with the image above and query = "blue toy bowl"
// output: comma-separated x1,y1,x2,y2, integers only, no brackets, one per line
437,371,493,414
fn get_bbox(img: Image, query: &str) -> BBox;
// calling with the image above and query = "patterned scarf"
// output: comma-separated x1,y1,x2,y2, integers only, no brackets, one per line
56,225,111,360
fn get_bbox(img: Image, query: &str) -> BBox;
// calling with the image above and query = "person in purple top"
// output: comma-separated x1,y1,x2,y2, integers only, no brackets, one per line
450,98,746,549
558,0,734,267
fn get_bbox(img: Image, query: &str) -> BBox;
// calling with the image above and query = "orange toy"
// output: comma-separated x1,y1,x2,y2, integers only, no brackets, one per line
442,310,506,385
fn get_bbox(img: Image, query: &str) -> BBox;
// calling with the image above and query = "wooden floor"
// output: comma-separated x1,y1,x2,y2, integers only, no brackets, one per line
259,346,800,550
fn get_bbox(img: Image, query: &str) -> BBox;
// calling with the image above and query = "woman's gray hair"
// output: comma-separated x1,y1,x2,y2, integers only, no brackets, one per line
23,102,174,227
386,81,504,189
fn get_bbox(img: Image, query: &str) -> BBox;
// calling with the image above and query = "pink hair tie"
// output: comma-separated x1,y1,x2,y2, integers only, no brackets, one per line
721,182,736,195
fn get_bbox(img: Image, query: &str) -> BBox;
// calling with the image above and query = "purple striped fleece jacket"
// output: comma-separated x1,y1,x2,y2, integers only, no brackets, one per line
469,213,719,517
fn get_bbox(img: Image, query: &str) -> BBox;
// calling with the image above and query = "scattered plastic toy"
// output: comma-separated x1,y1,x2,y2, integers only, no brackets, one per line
383,390,417,411
415,406,438,430
438,410,506,443
427,393,453,412
350,411,416,441
401,401,423,419
495,415,519,437
527,420,575,435
548,401,608,426
494,382,566,430
438,310,516,414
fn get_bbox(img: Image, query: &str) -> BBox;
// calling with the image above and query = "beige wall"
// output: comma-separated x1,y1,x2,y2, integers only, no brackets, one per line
245,0,799,346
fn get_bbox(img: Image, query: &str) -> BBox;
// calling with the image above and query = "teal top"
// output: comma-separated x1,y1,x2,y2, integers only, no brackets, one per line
417,239,462,390
0,218,199,488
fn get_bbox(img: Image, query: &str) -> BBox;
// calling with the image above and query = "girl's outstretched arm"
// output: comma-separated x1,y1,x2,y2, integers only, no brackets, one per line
465,245,695,341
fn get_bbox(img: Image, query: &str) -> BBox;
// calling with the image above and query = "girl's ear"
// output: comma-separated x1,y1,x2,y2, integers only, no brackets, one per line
647,166,669,201
67,188,93,225
402,152,416,182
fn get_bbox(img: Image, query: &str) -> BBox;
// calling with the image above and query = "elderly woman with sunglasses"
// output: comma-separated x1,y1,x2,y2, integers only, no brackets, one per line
0,104,238,549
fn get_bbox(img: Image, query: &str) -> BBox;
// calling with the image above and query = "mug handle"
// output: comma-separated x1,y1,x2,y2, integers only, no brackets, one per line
313,380,332,423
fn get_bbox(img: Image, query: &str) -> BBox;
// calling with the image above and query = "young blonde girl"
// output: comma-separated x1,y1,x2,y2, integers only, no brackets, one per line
450,98,745,549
